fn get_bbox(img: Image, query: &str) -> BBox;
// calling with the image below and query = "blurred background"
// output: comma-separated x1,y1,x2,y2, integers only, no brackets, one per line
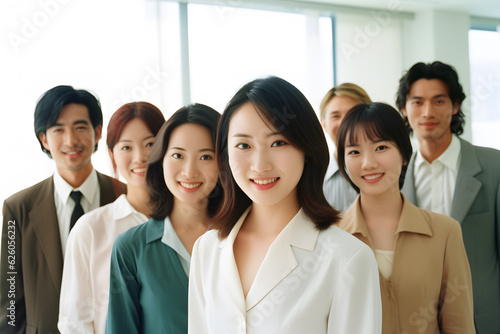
1,0,499,215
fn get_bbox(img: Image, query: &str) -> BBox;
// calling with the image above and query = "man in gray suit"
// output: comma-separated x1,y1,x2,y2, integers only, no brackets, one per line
397,61,500,333
0,86,124,334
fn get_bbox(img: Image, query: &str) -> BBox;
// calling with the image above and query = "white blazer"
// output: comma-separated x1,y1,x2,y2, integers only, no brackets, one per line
188,207,382,334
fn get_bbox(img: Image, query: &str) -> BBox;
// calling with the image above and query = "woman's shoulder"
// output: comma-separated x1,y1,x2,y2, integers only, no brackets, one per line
318,225,374,261
114,218,162,251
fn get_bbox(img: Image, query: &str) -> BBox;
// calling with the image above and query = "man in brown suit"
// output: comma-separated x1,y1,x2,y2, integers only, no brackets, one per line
1,86,123,334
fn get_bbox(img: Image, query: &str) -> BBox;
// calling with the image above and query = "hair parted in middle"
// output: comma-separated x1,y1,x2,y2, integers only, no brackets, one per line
146,103,222,221
336,102,413,193
211,76,340,239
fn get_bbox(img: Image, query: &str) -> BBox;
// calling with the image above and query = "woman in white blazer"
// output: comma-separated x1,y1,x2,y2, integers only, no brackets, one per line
188,76,382,334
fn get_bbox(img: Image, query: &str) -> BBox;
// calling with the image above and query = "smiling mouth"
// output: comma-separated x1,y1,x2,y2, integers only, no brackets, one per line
362,173,383,180
180,182,202,189
251,177,279,185
132,168,147,173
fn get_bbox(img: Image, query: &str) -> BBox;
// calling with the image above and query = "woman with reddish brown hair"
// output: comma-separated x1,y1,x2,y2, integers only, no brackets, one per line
58,102,165,334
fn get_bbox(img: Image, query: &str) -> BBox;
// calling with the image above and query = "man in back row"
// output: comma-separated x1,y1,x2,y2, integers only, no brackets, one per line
1,86,123,333
397,61,500,333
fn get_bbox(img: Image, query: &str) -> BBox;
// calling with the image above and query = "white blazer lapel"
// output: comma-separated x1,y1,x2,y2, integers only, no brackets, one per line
246,209,318,311
451,139,482,223
219,209,250,317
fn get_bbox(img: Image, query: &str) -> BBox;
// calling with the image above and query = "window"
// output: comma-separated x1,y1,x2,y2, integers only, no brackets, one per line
469,28,500,150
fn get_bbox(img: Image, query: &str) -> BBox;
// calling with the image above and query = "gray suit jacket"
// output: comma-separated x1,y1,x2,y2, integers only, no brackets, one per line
402,138,500,333
0,172,124,334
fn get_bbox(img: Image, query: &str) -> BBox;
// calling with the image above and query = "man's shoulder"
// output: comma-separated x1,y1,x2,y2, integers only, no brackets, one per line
461,139,500,169
4,176,53,208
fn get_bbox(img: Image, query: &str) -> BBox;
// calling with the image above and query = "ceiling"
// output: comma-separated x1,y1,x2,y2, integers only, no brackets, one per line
297,0,500,20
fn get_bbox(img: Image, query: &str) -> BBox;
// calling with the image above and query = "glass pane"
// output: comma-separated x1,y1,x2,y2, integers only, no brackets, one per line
469,29,500,150
187,4,333,114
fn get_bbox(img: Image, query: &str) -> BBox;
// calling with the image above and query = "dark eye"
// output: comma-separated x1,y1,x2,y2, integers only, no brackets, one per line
272,140,286,147
200,155,213,160
121,146,131,151
376,145,388,151
146,142,154,148
236,143,250,149
347,150,359,155
172,153,182,159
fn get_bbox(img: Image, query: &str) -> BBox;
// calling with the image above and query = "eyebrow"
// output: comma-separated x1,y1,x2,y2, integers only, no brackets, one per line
169,147,215,152
346,139,387,147
52,120,90,127
409,94,448,99
118,135,155,143
232,132,281,138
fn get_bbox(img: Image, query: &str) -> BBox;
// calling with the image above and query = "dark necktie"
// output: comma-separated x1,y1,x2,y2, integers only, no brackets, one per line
70,191,84,230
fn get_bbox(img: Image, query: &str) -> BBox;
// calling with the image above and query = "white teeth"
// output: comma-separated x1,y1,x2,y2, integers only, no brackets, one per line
363,173,383,180
132,168,146,173
180,182,201,189
253,178,278,185
67,151,79,155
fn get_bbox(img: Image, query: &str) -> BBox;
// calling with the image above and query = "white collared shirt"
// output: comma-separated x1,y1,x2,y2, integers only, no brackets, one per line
161,217,191,276
53,168,100,255
58,194,148,334
189,207,382,334
414,135,461,216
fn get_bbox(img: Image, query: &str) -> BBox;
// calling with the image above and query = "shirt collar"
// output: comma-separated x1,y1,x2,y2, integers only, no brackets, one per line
53,168,98,205
112,194,148,221
341,194,433,238
325,152,340,180
415,135,461,171
161,217,191,264
219,206,319,252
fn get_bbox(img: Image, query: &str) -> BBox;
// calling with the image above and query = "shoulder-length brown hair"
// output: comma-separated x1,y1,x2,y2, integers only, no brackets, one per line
147,103,222,221
212,76,340,239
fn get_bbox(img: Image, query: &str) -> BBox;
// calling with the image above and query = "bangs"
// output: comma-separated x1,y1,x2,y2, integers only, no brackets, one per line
346,116,393,147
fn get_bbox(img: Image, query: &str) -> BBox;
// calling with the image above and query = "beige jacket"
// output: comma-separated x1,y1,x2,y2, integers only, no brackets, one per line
338,195,475,334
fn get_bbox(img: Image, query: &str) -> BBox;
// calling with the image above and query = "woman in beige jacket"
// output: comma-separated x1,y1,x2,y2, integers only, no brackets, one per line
336,102,475,334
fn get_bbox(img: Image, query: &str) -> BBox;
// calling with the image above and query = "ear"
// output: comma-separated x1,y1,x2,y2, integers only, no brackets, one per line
452,102,459,116
39,132,51,151
320,119,326,130
400,106,408,117
94,125,103,143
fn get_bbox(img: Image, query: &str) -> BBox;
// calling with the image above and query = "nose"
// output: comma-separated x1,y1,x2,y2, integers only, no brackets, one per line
133,147,149,164
421,102,433,118
361,151,378,170
251,149,272,173
64,129,79,147
181,158,199,178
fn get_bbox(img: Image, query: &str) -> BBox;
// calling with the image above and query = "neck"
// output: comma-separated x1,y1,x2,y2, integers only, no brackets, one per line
359,188,403,224
417,133,452,163
244,192,300,235
58,163,93,188
169,198,210,229
126,185,152,217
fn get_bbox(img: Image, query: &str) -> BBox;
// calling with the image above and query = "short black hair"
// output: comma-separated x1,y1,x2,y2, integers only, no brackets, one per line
146,103,222,221
337,103,413,193
34,85,103,157
212,76,340,239
396,61,466,135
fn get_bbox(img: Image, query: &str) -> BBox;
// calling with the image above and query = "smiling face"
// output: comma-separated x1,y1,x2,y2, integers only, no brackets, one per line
39,103,102,180
162,123,218,206
321,95,360,145
402,79,459,144
109,118,155,189
344,128,403,198
227,102,305,209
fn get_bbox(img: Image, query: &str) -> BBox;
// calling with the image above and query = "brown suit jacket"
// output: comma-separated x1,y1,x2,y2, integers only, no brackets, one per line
0,172,124,334
338,195,475,334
